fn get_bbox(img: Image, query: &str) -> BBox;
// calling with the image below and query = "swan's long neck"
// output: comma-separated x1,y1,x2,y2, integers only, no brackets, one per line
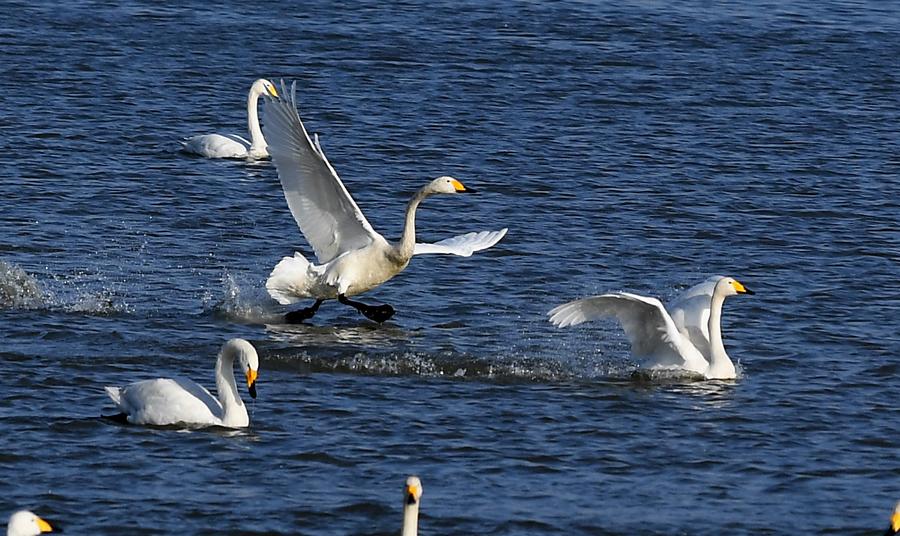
401,500,419,536
214,346,247,426
395,188,429,261
706,288,735,379
246,88,266,152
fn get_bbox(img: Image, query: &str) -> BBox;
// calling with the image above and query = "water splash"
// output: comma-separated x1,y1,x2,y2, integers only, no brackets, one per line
209,272,283,324
64,287,125,315
266,346,644,384
0,260,44,308
0,260,127,315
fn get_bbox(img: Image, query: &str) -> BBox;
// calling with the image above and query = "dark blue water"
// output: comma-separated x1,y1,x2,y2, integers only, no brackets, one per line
2,1,899,534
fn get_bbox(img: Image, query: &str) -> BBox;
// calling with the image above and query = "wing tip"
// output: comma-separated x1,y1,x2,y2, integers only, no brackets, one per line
547,301,586,328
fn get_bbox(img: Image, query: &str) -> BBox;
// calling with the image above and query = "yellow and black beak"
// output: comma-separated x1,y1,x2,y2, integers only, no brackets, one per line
36,516,59,533
732,280,755,295
246,369,258,399
406,485,418,505
450,178,476,193
266,84,278,98
885,511,900,536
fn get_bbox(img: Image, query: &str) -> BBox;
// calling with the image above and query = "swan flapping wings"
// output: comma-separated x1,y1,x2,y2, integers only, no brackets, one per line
413,228,508,257
667,275,721,358
263,80,507,261
263,81,380,264
548,292,708,371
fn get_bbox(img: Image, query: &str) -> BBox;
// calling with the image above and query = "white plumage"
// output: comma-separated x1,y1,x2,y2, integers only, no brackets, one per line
402,476,423,536
549,276,754,380
182,79,278,159
104,338,260,428
262,80,507,322
6,511,57,536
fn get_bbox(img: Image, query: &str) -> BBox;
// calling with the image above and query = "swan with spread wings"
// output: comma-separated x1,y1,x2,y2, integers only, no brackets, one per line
262,81,507,323
549,276,754,379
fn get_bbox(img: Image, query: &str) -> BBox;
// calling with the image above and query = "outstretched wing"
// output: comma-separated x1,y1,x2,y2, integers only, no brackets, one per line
263,81,381,264
548,292,704,370
667,276,722,358
413,228,508,257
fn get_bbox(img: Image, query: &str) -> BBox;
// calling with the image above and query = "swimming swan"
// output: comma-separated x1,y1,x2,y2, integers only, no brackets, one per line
548,276,754,379
262,81,507,323
6,511,58,536
402,476,423,536
104,338,259,428
182,79,279,159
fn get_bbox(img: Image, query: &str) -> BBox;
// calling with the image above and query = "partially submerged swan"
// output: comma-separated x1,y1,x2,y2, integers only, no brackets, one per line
182,79,278,159
263,81,507,323
402,476,424,536
6,511,57,536
104,338,260,428
549,276,754,379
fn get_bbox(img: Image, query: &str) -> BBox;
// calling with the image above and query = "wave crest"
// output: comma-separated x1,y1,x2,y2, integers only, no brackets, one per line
265,347,642,383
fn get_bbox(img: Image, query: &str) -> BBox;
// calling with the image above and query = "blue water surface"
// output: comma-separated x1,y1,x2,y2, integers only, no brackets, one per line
1,1,899,534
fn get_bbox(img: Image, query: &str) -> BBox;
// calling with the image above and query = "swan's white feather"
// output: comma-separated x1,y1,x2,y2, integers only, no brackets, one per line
181,79,276,160
182,133,249,159
263,81,380,264
413,228,508,257
261,80,507,310
549,277,753,379
7,510,56,536
548,292,707,372
402,476,423,536
667,275,721,358
104,338,258,428
225,133,252,146
266,251,318,304
108,377,224,426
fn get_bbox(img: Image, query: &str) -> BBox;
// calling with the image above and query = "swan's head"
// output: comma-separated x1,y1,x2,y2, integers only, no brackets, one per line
425,176,476,195
716,277,754,298
225,338,260,399
7,511,58,536
405,476,423,506
886,501,900,535
251,79,279,99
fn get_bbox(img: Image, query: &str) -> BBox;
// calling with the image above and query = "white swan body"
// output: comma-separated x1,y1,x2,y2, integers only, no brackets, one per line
104,338,260,428
6,511,56,536
402,476,423,536
263,81,507,307
182,79,278,159
548,276,754,380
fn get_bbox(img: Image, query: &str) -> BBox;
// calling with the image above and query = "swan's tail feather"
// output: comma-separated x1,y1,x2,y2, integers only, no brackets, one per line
266,252,316,304
104,386,121,405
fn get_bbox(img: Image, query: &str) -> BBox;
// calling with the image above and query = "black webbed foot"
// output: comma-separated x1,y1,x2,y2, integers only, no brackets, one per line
338,294,396,323
360,303,395,323
284,299,323,324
